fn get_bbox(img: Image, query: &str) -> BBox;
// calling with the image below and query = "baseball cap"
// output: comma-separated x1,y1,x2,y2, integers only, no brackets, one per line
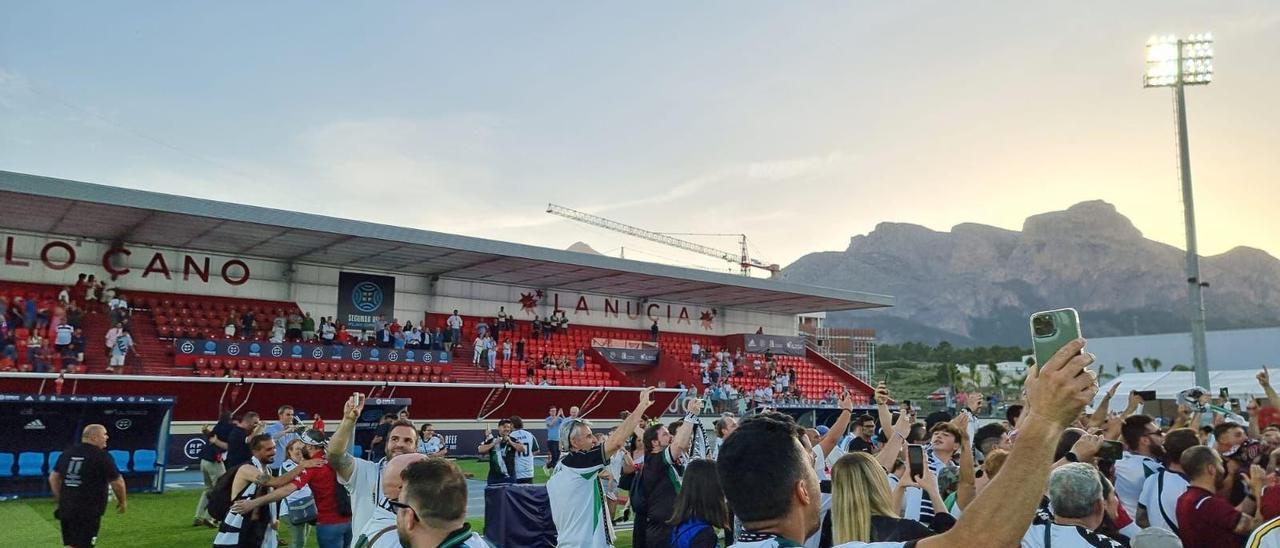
816,425,830,436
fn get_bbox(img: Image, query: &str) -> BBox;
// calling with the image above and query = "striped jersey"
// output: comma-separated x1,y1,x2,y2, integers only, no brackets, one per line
213,457,278,548
548,445,614,547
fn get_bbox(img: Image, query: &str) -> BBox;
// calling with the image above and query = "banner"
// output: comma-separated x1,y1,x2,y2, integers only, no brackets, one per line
337,272,396,331
0,394,174,497
590,338,658,350
175,338,450,365
598,346,660,365
735,333,807,356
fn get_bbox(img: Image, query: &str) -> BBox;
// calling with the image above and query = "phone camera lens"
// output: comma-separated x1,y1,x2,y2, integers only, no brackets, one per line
1032,315,1057,337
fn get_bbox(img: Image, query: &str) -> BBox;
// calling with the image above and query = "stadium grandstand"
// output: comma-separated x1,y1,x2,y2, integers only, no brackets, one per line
0,169,891,456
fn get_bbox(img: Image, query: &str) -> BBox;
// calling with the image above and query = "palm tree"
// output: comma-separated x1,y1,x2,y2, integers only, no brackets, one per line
987,362,1007,398
1132,357,1146,373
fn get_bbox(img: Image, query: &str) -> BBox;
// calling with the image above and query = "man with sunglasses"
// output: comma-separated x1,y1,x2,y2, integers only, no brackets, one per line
1115,414,1166,517
392,458,493,547
548,387,656,547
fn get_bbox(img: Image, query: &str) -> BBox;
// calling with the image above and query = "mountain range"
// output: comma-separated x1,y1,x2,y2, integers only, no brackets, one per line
779,200,1280,346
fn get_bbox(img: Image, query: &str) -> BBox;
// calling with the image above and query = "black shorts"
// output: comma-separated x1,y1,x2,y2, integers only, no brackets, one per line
57,508,102,547
515,477,533,484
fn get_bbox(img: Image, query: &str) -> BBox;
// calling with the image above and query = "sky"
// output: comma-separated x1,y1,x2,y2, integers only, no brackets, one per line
2,2,1277,276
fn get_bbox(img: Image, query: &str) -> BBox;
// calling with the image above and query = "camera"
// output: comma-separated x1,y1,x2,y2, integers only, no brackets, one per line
1032,314,1057,337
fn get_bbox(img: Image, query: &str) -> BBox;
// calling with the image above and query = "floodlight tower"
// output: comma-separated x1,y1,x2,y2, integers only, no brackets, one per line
1144,33,1213,389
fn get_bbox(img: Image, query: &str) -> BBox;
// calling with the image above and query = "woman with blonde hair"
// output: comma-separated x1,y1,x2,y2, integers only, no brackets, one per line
828,452,939,544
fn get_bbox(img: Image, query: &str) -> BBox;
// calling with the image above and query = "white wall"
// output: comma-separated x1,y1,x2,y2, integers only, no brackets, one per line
2,232,798,336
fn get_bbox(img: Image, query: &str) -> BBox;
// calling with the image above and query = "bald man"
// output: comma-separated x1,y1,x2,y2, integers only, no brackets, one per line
50,424,127,548
350,452,429,548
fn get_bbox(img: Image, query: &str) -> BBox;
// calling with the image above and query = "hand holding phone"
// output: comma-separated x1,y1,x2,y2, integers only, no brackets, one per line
907,444,925,481
1030,308,1083,370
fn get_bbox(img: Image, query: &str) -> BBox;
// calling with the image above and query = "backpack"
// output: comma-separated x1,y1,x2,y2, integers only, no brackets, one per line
207,467,242,522
671,519,711,548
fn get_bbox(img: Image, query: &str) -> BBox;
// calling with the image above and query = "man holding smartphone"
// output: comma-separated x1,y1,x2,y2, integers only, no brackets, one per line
328,392,421,538
264,405,302,473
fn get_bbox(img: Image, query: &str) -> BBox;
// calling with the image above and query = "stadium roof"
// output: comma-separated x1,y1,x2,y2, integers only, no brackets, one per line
0,170,893,314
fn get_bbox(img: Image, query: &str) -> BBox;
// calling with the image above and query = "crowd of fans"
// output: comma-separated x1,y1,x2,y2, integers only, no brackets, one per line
2,273,128,373
48,335,1280,548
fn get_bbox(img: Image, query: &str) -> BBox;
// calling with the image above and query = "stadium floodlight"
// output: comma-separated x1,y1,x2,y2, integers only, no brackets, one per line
1144,33,1213,88
1144,32,1214,390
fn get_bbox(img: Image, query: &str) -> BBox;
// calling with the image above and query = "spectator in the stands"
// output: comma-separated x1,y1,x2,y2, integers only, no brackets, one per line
485,336,497,371
531,316,543,340
542,314,554,341
69,327,86,370
321,319,337,345
301,312,316,341
430,327,443,351
27,330,48,372
107,292,129,326
502,339,512,362
66,303,83,329
393,327,407,350
472,334,485,365
270,321,287,343
406,326,423,349
104,322,123,360
691,340,701,360
82,276,98,311
650,320,659,341
575,349,585,370
446,310,462,351
1,316,16,366
23,294,37,329
240,309,257,338
57,285,71,306
286,310,303,341
516,336,526,362
553,311,569,336
108,327,135,373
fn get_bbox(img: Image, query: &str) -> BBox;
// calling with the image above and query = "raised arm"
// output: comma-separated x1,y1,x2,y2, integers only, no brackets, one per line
919,339,1096,548
818,393,854,457
605,388,656,457
1259,367,1279,410
954,413,976,510
1089,382,1120,427
669,397,705,459
327,392,365,482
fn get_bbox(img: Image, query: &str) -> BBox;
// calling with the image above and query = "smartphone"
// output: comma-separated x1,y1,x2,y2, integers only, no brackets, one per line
1220,387,1230,400
902,400,912,408
1030,308,1083,368
1097,440,1124,461
907,444,925,480
1136,390,1157,402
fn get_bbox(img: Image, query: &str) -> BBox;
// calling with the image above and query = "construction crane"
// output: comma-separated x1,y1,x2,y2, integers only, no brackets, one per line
546,203,780,277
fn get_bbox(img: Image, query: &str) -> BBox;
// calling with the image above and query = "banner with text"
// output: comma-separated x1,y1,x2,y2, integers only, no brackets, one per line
175,338,451,364
589,338,658,350
338,272,396,331
597,346,660,365
732,333,807,356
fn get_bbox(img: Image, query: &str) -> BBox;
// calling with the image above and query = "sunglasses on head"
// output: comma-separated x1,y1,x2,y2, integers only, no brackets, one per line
385,499,413,513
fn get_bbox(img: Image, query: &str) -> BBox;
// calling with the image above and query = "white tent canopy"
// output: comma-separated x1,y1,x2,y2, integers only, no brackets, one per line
1094,370,1268,412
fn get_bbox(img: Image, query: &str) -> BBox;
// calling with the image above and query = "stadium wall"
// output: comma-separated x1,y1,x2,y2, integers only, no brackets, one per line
2,232,796,335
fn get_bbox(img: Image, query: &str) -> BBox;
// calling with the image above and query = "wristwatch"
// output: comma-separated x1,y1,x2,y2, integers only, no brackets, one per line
1064,451,1080,463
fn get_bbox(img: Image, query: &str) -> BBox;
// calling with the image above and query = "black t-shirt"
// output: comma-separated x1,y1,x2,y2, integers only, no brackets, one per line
848,436,876,454
486,436,517,481
640,447,685,547
223,426,251,468
200,419,233,462
54,443,121,514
